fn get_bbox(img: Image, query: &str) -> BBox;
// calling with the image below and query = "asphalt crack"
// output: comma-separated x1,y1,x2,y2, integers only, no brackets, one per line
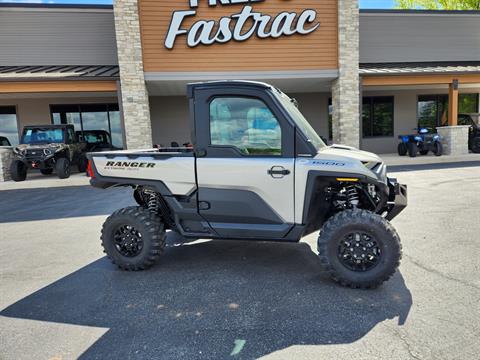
404,254,480,292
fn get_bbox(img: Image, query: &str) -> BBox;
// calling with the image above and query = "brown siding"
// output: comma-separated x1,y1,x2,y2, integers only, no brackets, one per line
0,81,117,94
139,0,338,72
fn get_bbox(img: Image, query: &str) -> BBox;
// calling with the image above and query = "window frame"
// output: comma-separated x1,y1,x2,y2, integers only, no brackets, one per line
49,103,122,147
0,105,20,146
362,96,395,138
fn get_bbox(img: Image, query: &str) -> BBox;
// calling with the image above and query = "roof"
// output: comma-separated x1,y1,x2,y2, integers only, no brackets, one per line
187,80,272,97
360,61,480,75
0,65,119,81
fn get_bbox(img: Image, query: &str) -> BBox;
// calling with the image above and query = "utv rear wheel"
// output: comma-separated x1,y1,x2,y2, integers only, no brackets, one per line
317,210,402,289
407,142,417,157
40,169,53,175
101,206,166,271
10,160,27,182
397,143,407,156
433,141,443,156
56,157,71,179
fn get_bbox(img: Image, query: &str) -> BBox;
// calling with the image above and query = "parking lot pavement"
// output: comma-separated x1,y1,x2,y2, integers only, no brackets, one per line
0,162,479,360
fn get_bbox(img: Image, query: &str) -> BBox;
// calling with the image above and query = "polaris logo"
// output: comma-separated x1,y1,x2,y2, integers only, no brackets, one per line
105,161,155,168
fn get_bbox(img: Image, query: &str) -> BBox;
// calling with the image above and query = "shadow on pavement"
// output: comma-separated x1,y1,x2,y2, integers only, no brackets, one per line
0,186,134,223
1,240,412,359
388,160,480,173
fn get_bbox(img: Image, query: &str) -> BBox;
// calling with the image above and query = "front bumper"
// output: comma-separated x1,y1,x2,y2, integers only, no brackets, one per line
385,178,408,221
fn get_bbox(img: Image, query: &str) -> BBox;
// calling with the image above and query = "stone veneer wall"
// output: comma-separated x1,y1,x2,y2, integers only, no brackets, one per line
332,0,360,148
437,126,470,156
0,148,13,182
114,0,152,149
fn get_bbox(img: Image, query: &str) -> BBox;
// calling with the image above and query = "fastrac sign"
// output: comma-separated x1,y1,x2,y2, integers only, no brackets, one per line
165,0,320,49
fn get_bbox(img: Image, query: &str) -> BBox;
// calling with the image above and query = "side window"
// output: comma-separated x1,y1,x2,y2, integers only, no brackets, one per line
209,97,282,156
66,128,75,143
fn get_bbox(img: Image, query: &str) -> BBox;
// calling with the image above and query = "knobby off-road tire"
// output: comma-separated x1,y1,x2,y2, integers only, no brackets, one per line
433,141,443,156
101,206,166,271
407,142,417,157
10,160,27,182
56,157,71,179
318,209,402,289
397,143,407,156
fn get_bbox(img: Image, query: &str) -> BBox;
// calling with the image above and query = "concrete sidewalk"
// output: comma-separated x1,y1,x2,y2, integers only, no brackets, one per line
381,152,480,166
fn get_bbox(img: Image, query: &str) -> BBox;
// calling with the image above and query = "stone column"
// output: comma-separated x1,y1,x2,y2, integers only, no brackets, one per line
331,0,360,148
0,148,13,182
437,126,470,156
114,0,152,149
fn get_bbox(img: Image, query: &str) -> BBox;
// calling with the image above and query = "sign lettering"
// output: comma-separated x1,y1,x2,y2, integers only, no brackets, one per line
165,0,320,49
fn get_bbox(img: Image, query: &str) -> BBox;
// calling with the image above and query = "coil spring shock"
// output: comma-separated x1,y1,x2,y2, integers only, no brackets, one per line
143,188,160,213
346,185,359,207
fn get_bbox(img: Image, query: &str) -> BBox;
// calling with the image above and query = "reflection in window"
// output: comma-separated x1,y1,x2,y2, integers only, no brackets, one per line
210,97,281,156
459,93,479,114
418,95,448,130
362,97,394,137
50,103,123,148
0,106,19,145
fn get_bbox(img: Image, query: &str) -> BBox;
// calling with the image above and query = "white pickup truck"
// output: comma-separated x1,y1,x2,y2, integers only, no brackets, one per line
88,81,407,289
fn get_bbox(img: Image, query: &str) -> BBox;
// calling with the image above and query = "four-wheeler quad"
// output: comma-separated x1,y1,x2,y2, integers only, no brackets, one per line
11,124,87,181
398,128,442,157
88,81,408,289
458,113,480,153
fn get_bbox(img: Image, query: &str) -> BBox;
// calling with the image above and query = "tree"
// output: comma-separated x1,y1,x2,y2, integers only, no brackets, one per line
396,0,480,10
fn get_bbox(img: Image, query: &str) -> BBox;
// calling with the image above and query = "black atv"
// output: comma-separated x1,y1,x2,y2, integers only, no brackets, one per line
10,125,87,181
458,113,480,153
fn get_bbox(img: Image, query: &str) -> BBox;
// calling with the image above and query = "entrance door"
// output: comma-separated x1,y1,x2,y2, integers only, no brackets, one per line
195,90,295,239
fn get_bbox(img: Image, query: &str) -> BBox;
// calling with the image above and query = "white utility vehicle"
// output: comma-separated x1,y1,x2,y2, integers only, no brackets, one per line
88,81,407,288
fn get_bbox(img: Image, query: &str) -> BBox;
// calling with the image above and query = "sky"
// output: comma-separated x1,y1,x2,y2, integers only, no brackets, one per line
0,0,398,9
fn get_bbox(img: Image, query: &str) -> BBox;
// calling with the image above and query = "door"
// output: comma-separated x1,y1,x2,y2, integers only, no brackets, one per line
195,90,295,239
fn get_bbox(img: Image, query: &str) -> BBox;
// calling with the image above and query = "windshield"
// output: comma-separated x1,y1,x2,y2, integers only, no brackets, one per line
272,88,326,151
21,128,64,144
81,132,111,145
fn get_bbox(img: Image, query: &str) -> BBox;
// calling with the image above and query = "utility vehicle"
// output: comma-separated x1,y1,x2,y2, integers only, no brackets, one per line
398,128,442,157
11,124,87,181
458,113,480,153
88,81,407,289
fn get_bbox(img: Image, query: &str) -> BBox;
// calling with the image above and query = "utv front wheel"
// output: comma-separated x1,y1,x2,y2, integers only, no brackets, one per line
397,143,407,156
101,206,166,271
407,142,417,157
317,210,402,289
56,157,71,179
10,160,27,182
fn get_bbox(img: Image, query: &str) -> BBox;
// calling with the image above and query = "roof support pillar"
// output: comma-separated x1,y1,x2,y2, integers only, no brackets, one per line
332,0,360,148
448,80,459,126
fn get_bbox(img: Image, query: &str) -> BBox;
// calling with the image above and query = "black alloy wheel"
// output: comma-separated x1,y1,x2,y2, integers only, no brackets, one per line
113,224,144,257
337,231,381,272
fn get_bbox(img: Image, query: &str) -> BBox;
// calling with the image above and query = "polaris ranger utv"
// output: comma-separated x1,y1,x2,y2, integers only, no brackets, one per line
88,81,407,289
11,124,87,181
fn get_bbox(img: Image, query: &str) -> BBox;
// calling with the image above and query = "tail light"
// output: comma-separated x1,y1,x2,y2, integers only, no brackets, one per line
87,160,95,178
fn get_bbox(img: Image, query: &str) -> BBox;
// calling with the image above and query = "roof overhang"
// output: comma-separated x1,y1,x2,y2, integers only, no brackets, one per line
145,70,339,96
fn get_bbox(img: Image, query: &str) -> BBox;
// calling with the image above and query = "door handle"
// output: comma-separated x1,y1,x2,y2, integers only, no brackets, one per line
268,166,290,178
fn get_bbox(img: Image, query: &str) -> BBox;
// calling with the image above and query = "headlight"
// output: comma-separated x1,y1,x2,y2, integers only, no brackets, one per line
13,147,24,155
43,148,53,156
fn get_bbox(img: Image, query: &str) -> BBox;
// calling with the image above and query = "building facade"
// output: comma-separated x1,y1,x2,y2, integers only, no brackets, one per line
0,1,479,180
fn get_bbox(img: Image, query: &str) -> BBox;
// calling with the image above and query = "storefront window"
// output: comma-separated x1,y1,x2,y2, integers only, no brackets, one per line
362,97,394,137
0,106,19,145
418,95,448,130
50,103,123,148
417,94,478,129
459,93,479,114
